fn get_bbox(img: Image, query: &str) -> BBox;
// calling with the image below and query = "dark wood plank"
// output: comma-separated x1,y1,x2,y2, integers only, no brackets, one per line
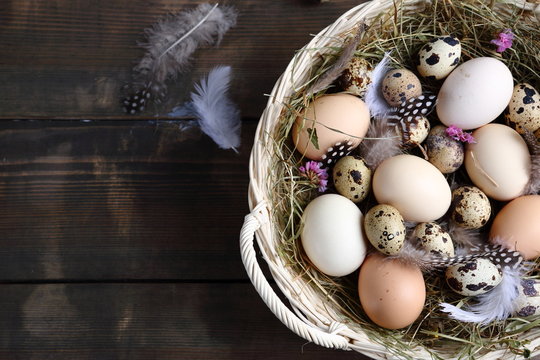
0,283,369,359
0,119,255,281
0,0,365,119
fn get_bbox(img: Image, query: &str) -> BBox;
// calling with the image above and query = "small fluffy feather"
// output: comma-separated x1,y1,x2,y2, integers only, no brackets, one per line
190,65,241,151
447,221,482,250
386,239,441,272
359,117,402,170
134,3,237,95
440,265,526,325
364,52,393,120
306,23,365,95
522,130,540,195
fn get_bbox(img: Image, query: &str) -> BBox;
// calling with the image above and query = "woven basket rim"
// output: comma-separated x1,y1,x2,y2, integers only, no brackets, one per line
247,0,540,358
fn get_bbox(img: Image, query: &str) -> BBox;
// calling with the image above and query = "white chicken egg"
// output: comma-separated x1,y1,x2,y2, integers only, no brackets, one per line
300,194,368,276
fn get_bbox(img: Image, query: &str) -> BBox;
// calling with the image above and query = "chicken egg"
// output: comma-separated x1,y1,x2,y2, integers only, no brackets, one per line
464,124,531,201
490,195,540,260
301,194,368,276
358,253,425,329
292,93,370,161
372,154,452,222
437,57,514,130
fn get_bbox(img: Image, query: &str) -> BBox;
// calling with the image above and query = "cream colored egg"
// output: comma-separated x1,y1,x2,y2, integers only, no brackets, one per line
505,83,540,134
301,194,367,277
364,204,406,255
373,154,452,222
336,57,373,97
450,186,491,229
333,155,372,203
513,279,540,317
465,124,531,201
417,36,461,80
396,116,431,148
425,125,464,173
382,68,422,107
437,57,514,130
413,222,454,257
292,94,370,161
445,258,502,296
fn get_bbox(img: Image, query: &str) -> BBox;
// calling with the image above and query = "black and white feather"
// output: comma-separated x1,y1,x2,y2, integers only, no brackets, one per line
122,3,238,114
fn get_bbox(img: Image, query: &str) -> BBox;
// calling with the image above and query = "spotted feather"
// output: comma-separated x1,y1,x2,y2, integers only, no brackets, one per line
426,243,523,270
387,94,438,142
320,140,355,168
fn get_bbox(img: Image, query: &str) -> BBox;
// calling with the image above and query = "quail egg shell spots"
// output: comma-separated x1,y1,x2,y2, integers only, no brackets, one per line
513,279,540,317
465,124,531,201
381,68,422,107
505,83,540,134
490,195,540,260
373,154,452,222
396,115,430,148
358,253,426,329
413,222,454,257
336,57,373,97
417,36,461,80
301,194,367,277
364,204,406,255
292,93,371,161
425,125,464,174
437,57,514,130
445,258,502,296
333,155,372,203
451,186,491,230
446,258,502,296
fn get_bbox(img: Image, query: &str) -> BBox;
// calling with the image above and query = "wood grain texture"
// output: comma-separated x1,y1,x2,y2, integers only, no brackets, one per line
0,119,254,281
0,283,367,359
0,0,366,119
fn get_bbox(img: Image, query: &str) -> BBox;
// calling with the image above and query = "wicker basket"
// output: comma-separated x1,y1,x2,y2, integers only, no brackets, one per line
240,0,540,359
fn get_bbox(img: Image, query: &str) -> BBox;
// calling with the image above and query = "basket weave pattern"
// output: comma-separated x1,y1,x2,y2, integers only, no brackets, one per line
241,1,540,358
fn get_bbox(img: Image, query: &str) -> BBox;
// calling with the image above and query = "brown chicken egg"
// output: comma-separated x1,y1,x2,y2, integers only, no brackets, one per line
358,253,425,329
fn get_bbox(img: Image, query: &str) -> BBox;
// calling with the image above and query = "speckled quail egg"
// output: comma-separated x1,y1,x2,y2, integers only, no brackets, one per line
333,155,372,203
425,125,464,174
382,69,422,107
395,115,431,148
336,57,373,98
364,204,406,255
505,83,540,134
451,186,491,229
413,222,454,257
417,36,461,80
445,258,502,296
513,279,540,317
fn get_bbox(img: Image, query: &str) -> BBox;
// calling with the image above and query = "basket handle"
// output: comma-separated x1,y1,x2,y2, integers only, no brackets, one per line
240,202,350,350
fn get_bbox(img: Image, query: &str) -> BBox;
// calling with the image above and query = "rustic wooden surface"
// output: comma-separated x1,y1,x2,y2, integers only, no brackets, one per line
0,0,371,359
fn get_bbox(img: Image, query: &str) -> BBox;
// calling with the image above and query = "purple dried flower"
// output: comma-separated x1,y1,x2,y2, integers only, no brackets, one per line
445,125,476,144
299,161,329,192
491,29,514,53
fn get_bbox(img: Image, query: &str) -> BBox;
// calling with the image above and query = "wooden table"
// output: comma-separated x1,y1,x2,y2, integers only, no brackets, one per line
1,1,370,358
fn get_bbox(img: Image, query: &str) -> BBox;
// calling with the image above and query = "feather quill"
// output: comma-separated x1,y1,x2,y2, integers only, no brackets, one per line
123,3,238,113
306,23,365,96
440,265,527,325
171,66,241,152
364,52,393,120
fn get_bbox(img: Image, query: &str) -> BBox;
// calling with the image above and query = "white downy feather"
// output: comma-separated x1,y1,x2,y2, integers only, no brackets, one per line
364,52,393,119
440,266,525,325
190,65,241,152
